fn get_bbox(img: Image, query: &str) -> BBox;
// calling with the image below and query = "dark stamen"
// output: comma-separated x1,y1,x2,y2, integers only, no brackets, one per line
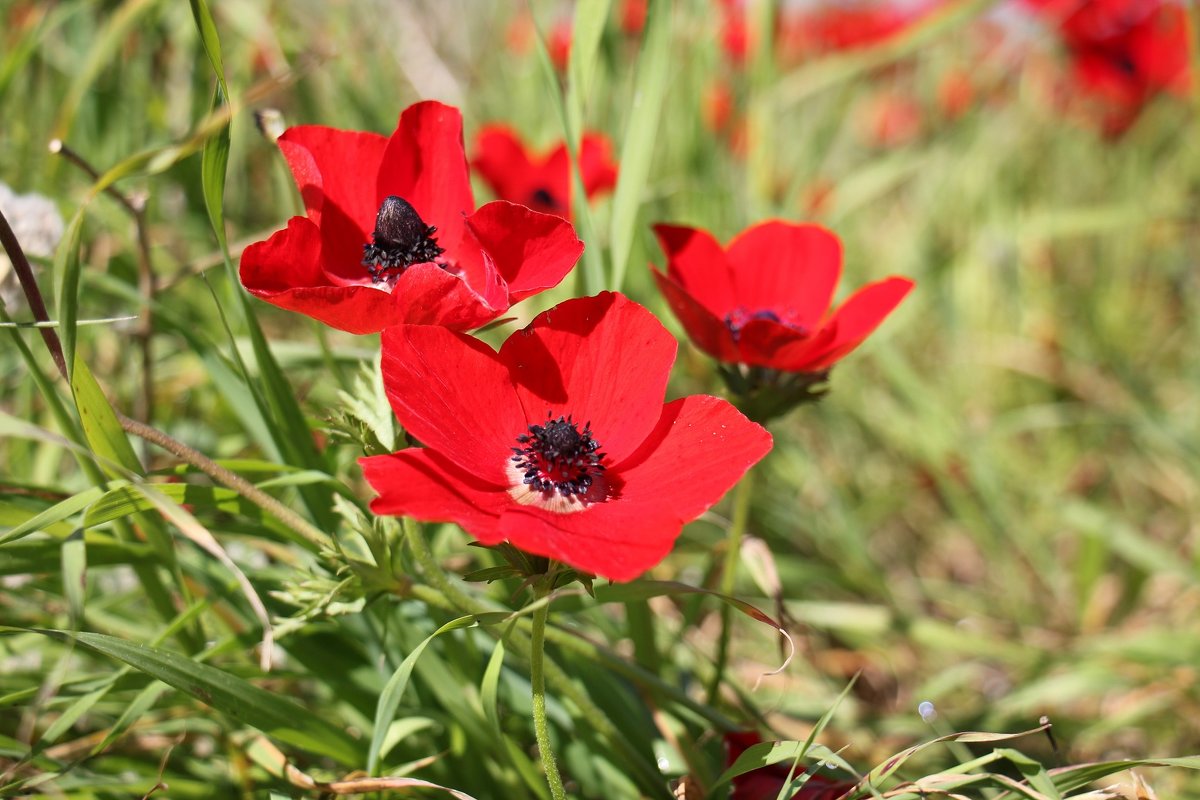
528,186,561,212
510,414,606,498
362,195,445,283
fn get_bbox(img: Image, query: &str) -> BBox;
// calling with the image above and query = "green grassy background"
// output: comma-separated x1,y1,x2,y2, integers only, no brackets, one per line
2,0,1199,797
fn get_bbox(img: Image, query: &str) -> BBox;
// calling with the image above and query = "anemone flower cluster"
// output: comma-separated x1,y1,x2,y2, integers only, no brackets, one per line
239,99,913,580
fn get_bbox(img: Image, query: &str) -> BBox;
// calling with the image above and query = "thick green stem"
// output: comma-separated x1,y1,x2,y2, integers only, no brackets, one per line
530,585,568,800
707,468,756,703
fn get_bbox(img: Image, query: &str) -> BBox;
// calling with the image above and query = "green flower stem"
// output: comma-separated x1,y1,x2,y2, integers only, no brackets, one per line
530,583,568,800
402,525,669,797
708,467,756,703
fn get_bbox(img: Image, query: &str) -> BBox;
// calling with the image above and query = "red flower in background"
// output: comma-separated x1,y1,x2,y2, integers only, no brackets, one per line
725,732,857,800
859,89,924,147
470,125,618,219
779,0,931,60
652,222,913,374
1026,0,1192,134
240,101,582,334
620,0,648,35
549,18,573,71
360,293,771,581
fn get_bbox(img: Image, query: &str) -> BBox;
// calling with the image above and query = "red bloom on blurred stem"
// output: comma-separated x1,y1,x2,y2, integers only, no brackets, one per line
620,0,648,35
239,102,582,334
470,125,618,219
360,293,771,581
725,732,857,800
652,222,913,374
780,0,929,59
1026,0,1192,134
549,18,573,71
860,89,924,147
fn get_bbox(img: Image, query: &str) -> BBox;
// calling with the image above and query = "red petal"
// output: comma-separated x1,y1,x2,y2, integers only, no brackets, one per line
726,222,842,331
360,450,507,543
277,126,388,260
577,133,619,198
734,316,832,369
386,262,506,330
470,124,534,203
239,217,327,294
466,202,583,304
801,276,914,370
380,325,525,483
498,293,676,464
249,284,402,335
615,395,771,526
376,101,475,253
651,268,741,362
653,224,737,316
498,503,683,581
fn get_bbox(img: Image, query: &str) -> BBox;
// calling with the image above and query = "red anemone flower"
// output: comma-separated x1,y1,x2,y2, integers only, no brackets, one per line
359,292,772,581
1026,0,1192,134
470,125,618,219
725,732,857,800
652,222,913,373
239,101,583,334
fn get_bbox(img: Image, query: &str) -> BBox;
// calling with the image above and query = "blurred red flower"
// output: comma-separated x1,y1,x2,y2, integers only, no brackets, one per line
549,17,573,71
779,0,929,60
620,0,648,36
937,69,975,120
470,125,618,219
859,89,924,147
360,292,771,581
652,222,913,373
240,101,582,334
725,732,857,800
1027,0,1192,134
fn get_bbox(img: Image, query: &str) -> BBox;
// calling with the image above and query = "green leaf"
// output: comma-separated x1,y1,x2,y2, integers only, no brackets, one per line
368,615,477,775
53,210,86,379
83,483,254,529
70,354,141,476
23,629,362,766
480,639,505,735
0,484,113,545
608,0,671,291
61,530,86,626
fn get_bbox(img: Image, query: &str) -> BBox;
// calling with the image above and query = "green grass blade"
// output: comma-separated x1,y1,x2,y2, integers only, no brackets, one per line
52,210,85,380
608,0,671,291
530,5,606,296
0,485,113,545
24,629,363,766
368,615,477,775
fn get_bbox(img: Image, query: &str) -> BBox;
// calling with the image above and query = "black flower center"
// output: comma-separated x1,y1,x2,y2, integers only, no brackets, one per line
361,195,446,283
528,186,557,207
724,307,809,343
511,414,606,498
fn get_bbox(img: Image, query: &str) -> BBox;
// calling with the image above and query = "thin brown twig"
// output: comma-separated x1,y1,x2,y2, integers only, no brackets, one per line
0,207,67,376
